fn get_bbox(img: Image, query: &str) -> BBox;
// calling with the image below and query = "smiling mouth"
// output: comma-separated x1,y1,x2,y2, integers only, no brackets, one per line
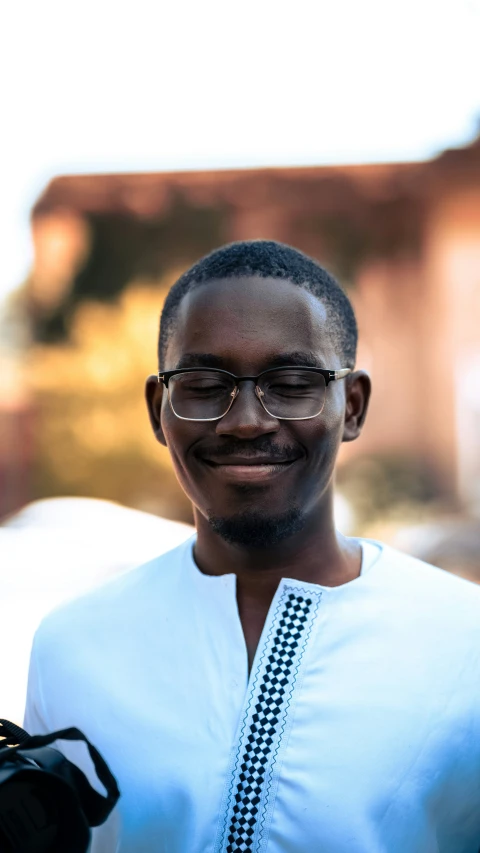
201,458,298,480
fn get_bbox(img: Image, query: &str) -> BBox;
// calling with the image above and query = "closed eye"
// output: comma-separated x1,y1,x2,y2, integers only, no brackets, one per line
176,380,231,395
268,383,316,396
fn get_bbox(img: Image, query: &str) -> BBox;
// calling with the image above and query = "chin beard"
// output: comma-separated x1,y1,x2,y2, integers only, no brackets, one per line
208,506,305,549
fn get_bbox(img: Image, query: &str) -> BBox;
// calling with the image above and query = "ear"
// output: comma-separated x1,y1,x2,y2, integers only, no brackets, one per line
145,375,167,446
342,370,371,443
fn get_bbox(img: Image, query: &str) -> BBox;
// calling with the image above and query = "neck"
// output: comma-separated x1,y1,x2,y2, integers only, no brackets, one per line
193,498,362,610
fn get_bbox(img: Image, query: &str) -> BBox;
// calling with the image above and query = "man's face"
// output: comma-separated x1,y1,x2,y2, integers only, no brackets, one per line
147,276,369,547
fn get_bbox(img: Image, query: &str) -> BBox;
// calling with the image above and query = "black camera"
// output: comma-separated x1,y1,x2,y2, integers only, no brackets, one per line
0,718,120,853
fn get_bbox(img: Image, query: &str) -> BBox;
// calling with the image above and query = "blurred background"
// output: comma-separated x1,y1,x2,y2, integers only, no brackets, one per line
1,0,480,721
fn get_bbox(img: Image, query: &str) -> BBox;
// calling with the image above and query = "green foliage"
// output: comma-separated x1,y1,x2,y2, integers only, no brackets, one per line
27,284,194,523
34,192,227,343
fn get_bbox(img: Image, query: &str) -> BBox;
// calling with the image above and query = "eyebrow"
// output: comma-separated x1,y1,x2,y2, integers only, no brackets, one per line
267,351,326,369
175,353,226,370
174,351,325,371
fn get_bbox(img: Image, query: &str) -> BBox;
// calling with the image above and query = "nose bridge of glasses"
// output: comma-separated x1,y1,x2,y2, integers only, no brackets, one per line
228,377,268,415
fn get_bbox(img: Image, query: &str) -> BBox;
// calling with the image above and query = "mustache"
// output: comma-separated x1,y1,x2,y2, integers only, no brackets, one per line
195,438,301,461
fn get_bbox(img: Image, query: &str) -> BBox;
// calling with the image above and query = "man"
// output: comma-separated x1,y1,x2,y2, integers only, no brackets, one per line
24,241,480,852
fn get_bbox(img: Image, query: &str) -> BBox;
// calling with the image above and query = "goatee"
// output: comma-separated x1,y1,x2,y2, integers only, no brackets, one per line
208,507,305,549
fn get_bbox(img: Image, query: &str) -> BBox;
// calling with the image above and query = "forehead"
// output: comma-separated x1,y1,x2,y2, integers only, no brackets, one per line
166,276,340,370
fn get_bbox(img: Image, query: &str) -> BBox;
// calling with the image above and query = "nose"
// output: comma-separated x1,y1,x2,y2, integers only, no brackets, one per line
215,380,280,439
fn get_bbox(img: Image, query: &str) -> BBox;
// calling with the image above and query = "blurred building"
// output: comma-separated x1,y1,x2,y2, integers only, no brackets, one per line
1,136,480,519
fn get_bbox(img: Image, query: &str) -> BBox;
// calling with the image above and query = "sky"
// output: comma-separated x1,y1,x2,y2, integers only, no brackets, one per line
1,0,479,303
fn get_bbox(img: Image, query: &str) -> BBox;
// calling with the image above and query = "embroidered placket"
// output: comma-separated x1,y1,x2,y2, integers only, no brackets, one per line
216,584,322,853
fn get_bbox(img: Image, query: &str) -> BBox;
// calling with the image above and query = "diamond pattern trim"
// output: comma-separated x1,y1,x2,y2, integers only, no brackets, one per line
216,585,321,853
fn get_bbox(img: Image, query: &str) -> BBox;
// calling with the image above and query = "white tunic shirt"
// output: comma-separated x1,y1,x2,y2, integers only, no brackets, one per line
23,537,480,852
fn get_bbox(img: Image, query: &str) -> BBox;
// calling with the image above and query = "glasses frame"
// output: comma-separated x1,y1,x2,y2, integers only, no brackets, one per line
157,365,352,422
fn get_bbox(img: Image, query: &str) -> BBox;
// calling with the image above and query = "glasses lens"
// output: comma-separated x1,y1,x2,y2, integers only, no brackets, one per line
168,371,235,420
259,369,326,419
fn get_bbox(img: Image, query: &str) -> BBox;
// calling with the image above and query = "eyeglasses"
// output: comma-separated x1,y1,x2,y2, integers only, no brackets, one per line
157,366,352,422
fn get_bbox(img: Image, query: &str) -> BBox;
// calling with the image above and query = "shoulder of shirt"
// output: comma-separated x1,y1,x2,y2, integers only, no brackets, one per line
32,535,196,648
361,537,480,609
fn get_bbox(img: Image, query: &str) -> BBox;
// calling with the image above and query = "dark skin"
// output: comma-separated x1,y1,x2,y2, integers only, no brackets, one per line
146,276,371,672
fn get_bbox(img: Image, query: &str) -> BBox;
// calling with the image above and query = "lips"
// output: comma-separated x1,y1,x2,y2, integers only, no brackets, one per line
200,455,299,482
203,456,296,466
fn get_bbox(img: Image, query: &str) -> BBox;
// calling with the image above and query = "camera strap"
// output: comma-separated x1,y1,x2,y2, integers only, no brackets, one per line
0,720,120,826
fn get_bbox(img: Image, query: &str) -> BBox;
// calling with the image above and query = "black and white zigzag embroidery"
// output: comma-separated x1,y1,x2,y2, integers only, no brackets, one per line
216,585,321,853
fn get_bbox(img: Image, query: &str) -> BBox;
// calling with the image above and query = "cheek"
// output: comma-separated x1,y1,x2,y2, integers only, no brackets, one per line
163,434,201,507
321,384,347,443
298,399,345,474
160,405,210,496
160,406,191,474
305,424,341,471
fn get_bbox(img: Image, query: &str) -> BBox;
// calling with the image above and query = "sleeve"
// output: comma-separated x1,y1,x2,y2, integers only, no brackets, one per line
22,624,121,853
23,628,51,736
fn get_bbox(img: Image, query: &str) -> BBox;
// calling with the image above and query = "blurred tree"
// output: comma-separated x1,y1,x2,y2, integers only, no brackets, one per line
27,277,193,523
33,192,227,343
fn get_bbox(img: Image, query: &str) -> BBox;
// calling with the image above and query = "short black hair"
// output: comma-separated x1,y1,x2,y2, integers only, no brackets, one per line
159,240,357,368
